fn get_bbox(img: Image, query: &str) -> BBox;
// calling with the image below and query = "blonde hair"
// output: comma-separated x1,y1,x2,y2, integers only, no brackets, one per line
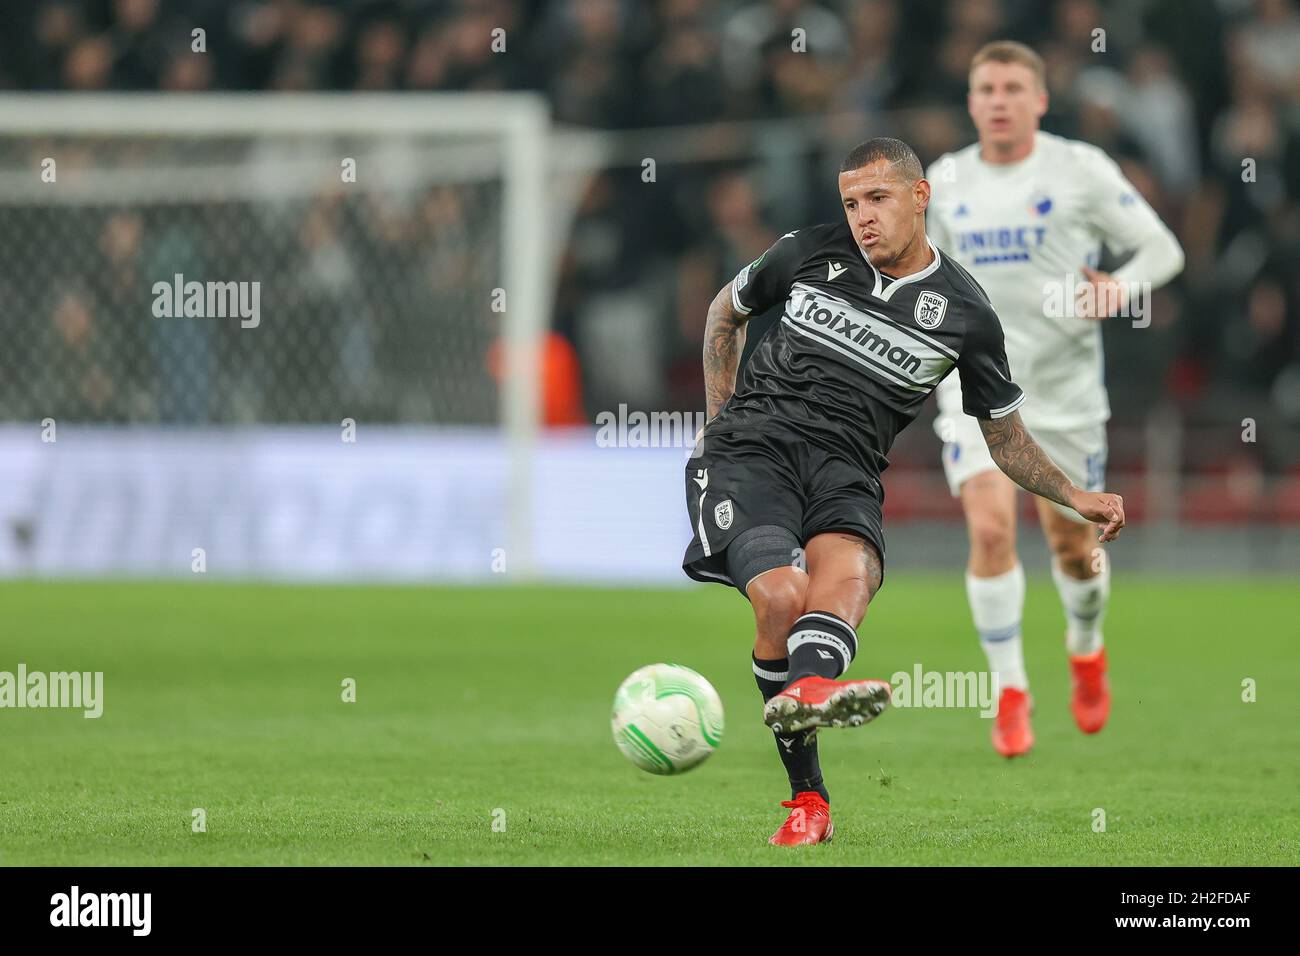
970,40,1046,90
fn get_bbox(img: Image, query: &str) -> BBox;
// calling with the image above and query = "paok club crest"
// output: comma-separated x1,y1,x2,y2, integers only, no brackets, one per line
914,290,948,329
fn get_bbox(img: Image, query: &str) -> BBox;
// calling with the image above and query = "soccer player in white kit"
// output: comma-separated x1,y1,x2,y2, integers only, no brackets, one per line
925,41,1184,757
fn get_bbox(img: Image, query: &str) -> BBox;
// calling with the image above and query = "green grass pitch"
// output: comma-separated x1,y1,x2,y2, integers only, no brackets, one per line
1,577,1296,866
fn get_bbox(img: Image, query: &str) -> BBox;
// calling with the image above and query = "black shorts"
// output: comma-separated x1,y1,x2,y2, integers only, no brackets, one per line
682,424,886,591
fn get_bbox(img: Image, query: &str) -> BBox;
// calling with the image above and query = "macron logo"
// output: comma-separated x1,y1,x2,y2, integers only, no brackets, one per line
50,886,151,936
827,261,847,281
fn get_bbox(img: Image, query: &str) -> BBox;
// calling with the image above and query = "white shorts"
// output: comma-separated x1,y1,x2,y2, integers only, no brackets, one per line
933,410,1108,523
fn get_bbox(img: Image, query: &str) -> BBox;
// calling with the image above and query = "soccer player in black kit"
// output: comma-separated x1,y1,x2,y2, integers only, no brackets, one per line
683,138,1126,846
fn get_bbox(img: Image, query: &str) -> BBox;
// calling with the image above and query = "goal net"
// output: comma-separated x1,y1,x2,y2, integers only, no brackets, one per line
0,93,553,575
0,93,549,427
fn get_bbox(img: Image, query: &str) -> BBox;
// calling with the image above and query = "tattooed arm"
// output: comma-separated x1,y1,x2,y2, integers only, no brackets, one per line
978,411,1074,506
703,280,749,421
979,411,1127,542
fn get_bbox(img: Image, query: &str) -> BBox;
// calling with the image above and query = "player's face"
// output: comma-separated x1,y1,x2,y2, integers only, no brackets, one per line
968,61,1047,151
838,160,929,269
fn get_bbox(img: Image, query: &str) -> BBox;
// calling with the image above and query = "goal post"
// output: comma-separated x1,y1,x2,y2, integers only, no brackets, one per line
0,92,551,577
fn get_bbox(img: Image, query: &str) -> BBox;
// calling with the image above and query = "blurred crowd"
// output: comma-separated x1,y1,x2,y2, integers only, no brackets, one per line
2,0,1299,478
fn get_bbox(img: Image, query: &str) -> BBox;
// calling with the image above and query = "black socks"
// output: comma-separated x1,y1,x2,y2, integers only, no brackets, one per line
786,611,858,681
753,653,828,802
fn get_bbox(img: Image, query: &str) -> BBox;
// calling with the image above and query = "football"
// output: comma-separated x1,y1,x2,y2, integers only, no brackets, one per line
611,664,725,774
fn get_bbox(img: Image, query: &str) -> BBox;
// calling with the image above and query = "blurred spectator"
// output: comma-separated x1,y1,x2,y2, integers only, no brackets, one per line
833,0,903,119
722,0,851,116
641,0,729,126
1234,0,1300,105
0,0,1294,478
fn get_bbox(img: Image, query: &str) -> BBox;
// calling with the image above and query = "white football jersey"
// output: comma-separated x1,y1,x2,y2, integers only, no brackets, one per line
926,131,1182,430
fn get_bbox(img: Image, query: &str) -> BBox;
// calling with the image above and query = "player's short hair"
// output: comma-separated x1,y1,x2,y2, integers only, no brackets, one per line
839,137,924,184
970,40,1046,90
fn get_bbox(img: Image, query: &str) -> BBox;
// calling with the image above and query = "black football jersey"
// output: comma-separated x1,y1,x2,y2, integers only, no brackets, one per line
713,219,1025,476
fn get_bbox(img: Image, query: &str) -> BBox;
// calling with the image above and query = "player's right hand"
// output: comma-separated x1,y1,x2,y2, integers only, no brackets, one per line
1070,490,1125,542
1075,266,1128,320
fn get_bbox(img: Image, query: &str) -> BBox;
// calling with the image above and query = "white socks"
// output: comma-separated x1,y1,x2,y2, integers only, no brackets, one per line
968,558,1111,685
966,563,1028,691
1052,558,1110,656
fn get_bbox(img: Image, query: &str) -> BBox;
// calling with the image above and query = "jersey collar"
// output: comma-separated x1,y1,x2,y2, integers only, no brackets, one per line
858,236,942,302
978,130,1041,173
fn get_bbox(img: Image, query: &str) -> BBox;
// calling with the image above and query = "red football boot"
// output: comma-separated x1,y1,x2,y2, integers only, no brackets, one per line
1069,648,1110,733
768,791,833,846
991,686,1034,758
763,675,891,733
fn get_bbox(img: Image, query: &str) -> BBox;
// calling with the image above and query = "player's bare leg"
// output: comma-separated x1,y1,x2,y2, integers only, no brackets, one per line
802,531,879,626
962,470,1019,579
748,565,807,662
763,533,892,734
758,533,890,846
1037,498,1111,733
747,565,832,846
960,468,1033,757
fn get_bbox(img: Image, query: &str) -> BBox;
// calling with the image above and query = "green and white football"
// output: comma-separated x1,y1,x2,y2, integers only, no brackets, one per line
611,663,725,774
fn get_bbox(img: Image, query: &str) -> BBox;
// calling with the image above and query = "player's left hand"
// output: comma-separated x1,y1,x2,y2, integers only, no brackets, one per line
1075,266,1127,320
1069,490,1126,542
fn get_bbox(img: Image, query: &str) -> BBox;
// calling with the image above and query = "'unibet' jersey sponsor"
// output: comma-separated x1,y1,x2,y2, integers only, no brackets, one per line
926,131,1172,430
714,219,1023,478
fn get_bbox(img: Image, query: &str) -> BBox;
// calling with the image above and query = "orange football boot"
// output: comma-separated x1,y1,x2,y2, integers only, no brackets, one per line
1069,648,1110,733
769,791,833,846
991,686,1034,758
763,676,892,733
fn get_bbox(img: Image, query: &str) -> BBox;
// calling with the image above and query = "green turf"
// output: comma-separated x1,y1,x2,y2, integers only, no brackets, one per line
0,577,1296,866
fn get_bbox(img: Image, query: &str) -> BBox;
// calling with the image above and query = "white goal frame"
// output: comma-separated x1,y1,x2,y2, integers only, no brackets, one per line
0,92,551,577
